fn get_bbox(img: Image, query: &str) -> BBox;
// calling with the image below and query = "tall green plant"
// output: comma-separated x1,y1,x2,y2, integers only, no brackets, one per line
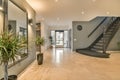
0,32,26,80
35,37,44,53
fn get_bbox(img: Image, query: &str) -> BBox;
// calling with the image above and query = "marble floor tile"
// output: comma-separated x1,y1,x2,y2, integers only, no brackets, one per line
18,48,120,80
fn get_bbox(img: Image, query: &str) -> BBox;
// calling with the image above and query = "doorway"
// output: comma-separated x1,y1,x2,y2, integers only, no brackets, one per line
50,30,70,48
55,30,64,48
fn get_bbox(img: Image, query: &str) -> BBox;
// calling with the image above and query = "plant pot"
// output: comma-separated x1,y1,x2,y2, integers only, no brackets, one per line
1,75,17,80
37,53,43,65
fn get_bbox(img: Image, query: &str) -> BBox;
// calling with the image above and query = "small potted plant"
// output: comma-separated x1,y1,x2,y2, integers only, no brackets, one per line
0,32,26,80
35,37,44,65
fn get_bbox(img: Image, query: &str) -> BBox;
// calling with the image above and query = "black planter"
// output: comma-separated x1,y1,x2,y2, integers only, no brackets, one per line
1,75,17,80
37,53,43,65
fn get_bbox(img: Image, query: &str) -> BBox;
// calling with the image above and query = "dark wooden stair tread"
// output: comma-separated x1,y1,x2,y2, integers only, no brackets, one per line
76,49,110,58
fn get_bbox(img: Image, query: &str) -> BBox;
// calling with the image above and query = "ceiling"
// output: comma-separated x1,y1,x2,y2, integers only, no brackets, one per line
26,0,120,27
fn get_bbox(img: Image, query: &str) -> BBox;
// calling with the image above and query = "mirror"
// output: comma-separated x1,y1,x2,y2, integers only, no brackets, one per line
8,0,28,67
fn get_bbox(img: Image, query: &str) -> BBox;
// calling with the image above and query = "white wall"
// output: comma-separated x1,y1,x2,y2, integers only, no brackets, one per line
0,12,3,33
0,0,36,78
49,25,70,31
41,22,50,52
48,25,70,39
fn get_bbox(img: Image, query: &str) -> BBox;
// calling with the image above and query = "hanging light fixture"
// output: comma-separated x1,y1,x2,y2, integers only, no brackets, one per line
0,0,3,11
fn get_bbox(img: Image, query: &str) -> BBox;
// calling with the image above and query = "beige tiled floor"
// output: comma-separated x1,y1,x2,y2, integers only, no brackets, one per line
18,48,120,80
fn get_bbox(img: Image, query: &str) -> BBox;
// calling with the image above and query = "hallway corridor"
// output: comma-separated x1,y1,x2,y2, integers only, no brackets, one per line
18,48,120,80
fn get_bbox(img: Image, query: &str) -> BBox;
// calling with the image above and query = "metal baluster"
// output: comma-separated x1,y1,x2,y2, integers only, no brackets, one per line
103,26,106,54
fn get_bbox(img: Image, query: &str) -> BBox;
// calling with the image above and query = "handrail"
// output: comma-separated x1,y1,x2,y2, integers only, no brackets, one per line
101,17,118,53
104,17,120,50
88,17,107,38
104,17,117,32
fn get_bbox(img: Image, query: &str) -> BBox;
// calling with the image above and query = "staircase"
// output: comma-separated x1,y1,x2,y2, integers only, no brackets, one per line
76,17,120,58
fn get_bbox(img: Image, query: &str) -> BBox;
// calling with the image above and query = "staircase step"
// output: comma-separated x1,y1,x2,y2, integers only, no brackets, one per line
97,35,112,43
108,29,114,32
95,43,103,46
93,45,103,48
76,49,110,58
113,23,119,26
111,26,116,29
97,41,103,44
101,37,109,40
106,32,112,35
109,26,115,28
104,34,111,36
94,44,103,47
91,48,103,51
91,47,103,51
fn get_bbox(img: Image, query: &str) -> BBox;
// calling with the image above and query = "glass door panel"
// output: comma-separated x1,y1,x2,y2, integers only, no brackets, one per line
55,31,64,47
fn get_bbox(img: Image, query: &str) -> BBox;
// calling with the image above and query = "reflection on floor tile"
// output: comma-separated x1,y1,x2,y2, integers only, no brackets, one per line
52,48,64,63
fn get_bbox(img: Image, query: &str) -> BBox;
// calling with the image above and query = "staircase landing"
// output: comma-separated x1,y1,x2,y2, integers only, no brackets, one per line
76,49,110,58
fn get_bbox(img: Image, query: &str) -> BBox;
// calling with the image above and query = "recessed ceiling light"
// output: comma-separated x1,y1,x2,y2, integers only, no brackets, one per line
106,11,110,15
55,0,58,2
92,0,96,2
57,17,60,21
81,11,85,15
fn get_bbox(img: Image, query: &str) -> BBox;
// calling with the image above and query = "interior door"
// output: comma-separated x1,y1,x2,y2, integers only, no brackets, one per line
55,31,64,48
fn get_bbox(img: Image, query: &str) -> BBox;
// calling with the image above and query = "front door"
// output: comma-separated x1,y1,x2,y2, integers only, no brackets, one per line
55,31,64,48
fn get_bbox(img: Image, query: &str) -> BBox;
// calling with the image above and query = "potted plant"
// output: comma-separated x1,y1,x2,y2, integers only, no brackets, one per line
35,37,44,65
0,32,26,80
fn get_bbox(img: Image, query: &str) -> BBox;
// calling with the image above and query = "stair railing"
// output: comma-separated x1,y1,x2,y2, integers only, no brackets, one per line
103,25,106,53
105,18,120,48
104,17,116,31
102,17,116,53
88,17,107,38
102,17,120,53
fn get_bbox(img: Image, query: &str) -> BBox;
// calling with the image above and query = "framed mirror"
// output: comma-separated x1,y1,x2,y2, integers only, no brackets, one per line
8,0,28,67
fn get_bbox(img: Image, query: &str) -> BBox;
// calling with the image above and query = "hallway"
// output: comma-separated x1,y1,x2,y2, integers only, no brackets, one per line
18,48,120,80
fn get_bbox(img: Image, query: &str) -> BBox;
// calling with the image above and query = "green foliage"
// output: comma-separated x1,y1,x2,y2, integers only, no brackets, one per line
0,32,26,64
36,37,44,46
